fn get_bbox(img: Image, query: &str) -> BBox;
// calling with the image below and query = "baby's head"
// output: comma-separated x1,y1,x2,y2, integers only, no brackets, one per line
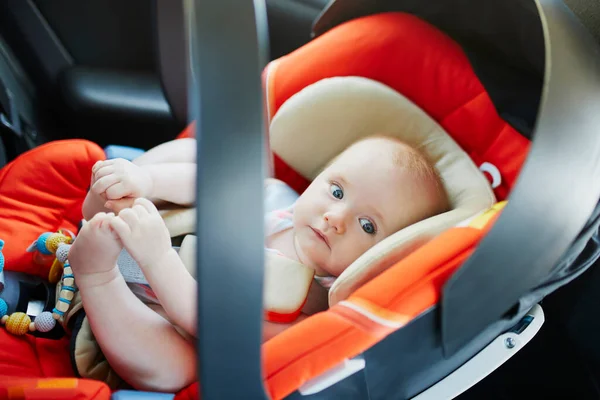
292,135,449,277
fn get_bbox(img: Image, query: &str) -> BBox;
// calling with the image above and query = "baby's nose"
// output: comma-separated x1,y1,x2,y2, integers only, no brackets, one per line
324,210,347,234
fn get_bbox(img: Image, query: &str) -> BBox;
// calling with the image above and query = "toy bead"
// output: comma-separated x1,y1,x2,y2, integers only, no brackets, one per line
0,298,7,318
48,259,64,284
60,289,75,301
29,322,35,332
34,312,56,333
46,233,71,253
1,315,7,324
56,243,71,264
5,312,31,335
54,301,70,313
36,233,53,255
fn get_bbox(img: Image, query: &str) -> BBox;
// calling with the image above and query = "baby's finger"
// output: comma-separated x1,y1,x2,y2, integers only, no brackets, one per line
134,197,159,215
108,216,132,239
106,198,136,213
118,208,140,227
133,203,149,218
98,213,116,232
93,167,114,180
96,212,111,224
105,182,131,200
90,212,108,222
93,165,116,182
92,174,119,194
95,158,117,168
92,160,107,175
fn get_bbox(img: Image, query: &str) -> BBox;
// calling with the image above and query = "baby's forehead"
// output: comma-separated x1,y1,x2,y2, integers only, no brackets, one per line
331,140,406,171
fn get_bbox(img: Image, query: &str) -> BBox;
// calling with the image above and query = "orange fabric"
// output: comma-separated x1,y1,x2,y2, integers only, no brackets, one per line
0,140,104,394
176,122,196,140
264,12,530,200
0,139,105,279
265,307,304,324
175,383,200,400
0,376,110,399
0,328,73,378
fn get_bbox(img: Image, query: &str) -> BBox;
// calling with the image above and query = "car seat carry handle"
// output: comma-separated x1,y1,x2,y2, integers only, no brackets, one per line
188,0,270,399
441,0,600,357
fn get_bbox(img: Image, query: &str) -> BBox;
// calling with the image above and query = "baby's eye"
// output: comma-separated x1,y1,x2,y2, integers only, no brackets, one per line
359,218,376,235
330,183,343,200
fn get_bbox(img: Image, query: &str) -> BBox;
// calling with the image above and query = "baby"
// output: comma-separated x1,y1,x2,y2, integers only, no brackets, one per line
68,135,449,392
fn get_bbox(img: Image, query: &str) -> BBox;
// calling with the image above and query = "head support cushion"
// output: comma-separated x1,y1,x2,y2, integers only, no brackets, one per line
269,76,496,306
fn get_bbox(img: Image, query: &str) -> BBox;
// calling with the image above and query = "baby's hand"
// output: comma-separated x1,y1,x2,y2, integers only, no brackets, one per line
91,159,153,205
68,212,123,287
109,198,172,269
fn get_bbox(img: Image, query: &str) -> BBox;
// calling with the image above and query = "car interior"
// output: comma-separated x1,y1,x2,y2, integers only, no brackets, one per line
1,0,600,399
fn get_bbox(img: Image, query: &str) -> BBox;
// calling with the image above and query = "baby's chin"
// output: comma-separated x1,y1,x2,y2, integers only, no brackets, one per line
295,229,348,277
307,255,342,278
312,264,331,277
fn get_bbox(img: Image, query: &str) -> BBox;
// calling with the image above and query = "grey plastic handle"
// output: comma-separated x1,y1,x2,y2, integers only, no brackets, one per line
188,0,270,398
441,0,600,355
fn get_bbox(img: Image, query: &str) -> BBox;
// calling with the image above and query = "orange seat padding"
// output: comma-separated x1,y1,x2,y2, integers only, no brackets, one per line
0,376,110,399
176,122,196,140
0,140,106,392
264,12,529,200
0,139,105,279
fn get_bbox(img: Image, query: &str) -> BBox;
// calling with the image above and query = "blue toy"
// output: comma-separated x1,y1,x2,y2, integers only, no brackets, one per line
0,239,4,273
0,299,7,319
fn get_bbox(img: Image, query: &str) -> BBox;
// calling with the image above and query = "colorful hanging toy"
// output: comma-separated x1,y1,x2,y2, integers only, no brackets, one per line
0,230,77,335
26,229,75,282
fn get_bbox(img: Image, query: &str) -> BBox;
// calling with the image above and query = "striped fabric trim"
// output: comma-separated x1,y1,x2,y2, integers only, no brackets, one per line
338,299,409,329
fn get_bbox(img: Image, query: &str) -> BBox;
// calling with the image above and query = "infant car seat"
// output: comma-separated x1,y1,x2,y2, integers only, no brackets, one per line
1,1,600,400
188,0,600,399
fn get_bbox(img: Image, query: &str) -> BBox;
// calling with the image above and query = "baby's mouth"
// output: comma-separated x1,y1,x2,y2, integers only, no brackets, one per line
310,227,330,248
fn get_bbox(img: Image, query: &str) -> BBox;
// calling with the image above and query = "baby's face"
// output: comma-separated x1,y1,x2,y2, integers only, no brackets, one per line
292,137,443,277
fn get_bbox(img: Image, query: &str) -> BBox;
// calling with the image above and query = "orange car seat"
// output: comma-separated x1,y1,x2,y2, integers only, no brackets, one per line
180,11,531,400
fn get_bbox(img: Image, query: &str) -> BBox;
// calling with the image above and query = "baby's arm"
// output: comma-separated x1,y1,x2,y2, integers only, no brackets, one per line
133,138,197,166
88,159,196,218
140,162,196,206
77,268,196,392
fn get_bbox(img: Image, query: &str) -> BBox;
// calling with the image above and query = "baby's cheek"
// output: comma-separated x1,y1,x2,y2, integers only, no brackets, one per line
349,239,372,262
